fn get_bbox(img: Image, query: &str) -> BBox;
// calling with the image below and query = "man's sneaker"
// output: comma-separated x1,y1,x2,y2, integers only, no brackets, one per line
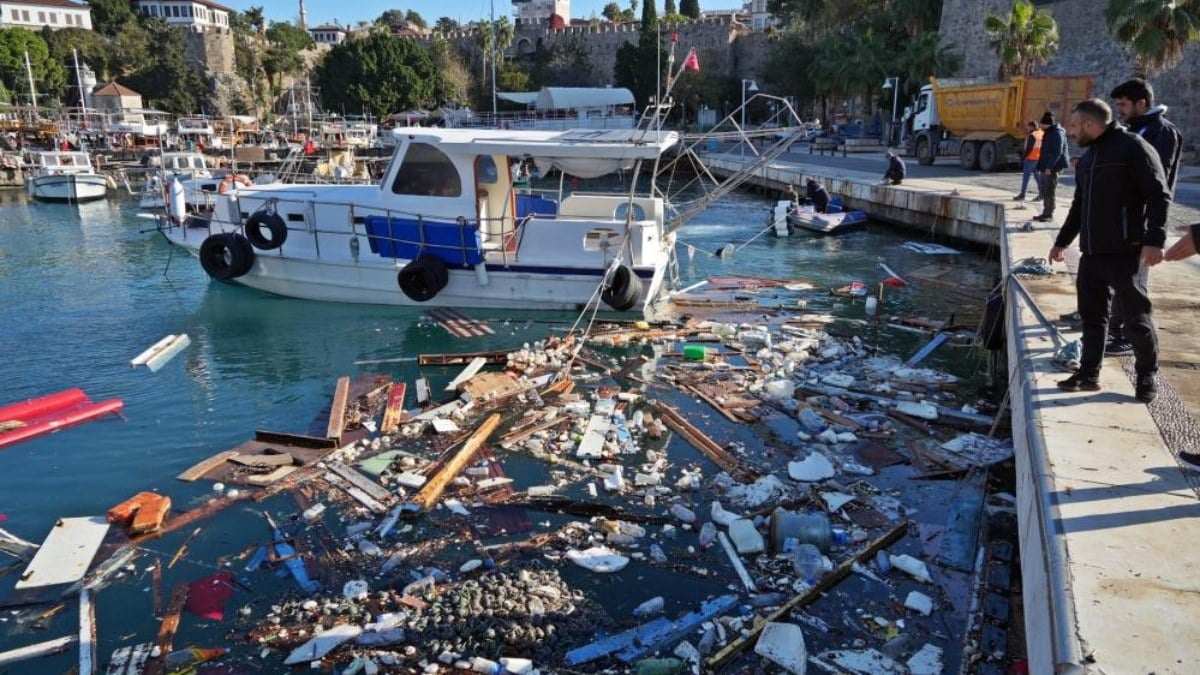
1033,215,1053,222
1012,195,1025,201
1104,338,1134,356
1058,372,1101,392
1178,451,1200,471
1135,374,1157,403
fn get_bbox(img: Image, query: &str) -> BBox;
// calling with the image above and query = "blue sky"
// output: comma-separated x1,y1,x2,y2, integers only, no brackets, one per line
252,0,740,27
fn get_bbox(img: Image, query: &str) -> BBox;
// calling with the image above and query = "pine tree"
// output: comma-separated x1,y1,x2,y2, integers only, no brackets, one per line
681,0,700,19
665,0,678,16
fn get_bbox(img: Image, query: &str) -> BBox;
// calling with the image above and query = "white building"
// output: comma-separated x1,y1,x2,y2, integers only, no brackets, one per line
131,0,231,32
0,0,93,31
308,23,346,45
512,0,569,26
742,0,775,31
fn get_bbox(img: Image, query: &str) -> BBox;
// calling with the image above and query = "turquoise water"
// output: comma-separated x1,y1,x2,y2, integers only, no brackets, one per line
0,186,997,669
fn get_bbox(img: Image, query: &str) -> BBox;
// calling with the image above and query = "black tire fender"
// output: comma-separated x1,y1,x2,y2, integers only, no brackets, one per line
199,232,255,280
601,264,643,311
397,255,450,302
245,210,288,250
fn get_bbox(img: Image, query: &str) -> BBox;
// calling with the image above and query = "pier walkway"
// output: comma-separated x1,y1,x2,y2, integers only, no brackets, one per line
702,150,1200,674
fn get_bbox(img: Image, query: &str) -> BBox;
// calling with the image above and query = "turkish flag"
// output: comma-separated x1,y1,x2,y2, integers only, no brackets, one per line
683,48,700,72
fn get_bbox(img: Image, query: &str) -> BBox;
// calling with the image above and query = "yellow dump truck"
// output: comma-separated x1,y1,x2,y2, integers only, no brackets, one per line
903,75,1093,170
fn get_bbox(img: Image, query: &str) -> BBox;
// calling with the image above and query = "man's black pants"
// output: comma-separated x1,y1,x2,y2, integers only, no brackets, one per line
1077,253,1157,377
1039,171,1059,217
1108,264,1150,340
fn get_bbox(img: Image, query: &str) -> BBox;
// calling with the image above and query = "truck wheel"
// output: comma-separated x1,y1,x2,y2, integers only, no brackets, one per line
978,141,1000,172
959,142,980,170
916,138,935,166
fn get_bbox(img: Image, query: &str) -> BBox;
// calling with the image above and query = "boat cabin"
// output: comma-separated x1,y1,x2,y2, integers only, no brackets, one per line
35,151,95,175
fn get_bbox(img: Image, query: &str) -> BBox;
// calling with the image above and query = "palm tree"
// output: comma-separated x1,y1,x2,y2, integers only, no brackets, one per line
901,31,964,89
1105,0,1200,76
983,0,1059,80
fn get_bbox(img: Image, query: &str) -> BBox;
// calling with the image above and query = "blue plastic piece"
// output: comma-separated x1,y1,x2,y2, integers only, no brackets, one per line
515,194,558,218
363,215,484,265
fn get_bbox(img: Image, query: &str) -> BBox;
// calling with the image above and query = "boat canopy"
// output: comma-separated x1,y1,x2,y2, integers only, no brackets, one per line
497,87,635,112
392,128,675,178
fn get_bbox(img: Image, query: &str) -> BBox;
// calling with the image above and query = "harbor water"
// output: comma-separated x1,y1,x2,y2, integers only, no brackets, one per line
0,185,999,670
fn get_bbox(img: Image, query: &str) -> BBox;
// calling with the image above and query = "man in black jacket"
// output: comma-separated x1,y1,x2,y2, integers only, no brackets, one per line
1105,78,1184,356
805,178,830,213
1034,111,1069,222
1049,99,1170,403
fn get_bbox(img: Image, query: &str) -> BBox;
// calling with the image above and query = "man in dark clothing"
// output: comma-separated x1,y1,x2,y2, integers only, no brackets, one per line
1049,99,1170,403
1105,78,1184,356
805,178,830,213
1034,111,1069,222
882,151,905,185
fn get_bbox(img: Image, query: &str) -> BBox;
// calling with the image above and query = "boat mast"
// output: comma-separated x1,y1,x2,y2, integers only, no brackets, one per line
489,0,497,116
23,50,38,111
72,49,87,117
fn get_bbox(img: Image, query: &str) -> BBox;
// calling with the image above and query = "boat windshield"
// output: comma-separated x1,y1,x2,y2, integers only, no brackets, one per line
390,143,462,198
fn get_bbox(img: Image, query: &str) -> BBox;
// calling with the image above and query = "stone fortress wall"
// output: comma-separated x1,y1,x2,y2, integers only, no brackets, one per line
939,0,1200,148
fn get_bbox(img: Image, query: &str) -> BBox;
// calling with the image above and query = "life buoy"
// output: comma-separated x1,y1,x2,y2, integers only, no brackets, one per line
397,255,449,302
199,232,255,280
217,173,252,195
245,210,288,250
601,264,643,312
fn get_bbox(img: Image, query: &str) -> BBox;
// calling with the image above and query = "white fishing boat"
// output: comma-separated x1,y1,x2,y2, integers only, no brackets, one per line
26,151,109,203
177,116,219,149
152,128,679,314
137,151,221,209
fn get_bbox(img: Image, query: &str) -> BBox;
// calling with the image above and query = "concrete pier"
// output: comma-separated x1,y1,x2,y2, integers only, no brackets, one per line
705,149,1200,673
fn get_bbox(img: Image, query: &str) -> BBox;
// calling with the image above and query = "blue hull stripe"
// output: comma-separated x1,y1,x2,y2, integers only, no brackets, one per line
482,264,656,279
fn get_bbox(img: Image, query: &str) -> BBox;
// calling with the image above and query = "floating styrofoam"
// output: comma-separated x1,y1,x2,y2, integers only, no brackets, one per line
906,644,945,675
819,648,905,674
754,622,807,674
283,624,363,665
895,401,938,420
904,590,933,615
889,554,932,583
711,501,742,526
727,519,765,555
566,546,629,573
788,452,835,482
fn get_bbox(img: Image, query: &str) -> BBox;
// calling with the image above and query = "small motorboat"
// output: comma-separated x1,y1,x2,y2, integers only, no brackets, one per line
771,196,867,236
26,151,110,203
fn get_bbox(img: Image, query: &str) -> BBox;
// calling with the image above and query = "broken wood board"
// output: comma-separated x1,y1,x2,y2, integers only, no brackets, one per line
446,357,489,392
80,589,96,675
105,643,151,675
415,378,431,405
0,635,78,667
326,462,392,504
16,517,110,590
244,466,298,485
380,382,408,434
227,452,295,467
460,371,531,403
413,414,501,510
418,350,509,366
177,431,338,486
326,376,351,441
142,583,188,675
652,402,757,483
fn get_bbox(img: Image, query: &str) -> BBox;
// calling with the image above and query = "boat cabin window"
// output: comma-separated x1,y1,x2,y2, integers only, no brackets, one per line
391,142,462,197
614,202,646,222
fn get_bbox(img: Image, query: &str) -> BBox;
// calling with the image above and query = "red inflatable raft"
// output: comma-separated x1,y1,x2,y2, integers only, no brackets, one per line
0,388,124,449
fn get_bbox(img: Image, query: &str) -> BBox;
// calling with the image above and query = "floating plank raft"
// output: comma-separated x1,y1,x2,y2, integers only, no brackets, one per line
427,308,495,338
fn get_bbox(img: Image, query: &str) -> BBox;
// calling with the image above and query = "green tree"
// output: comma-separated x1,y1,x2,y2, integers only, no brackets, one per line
681,0,701,19
405,10,428,29
43,27,109,81
530,35,598,86
239,6,266,35
434,17,460,33
124,22,212,114
377,9,406,29
983,0,1059,80
429,37,472,104
1105,0,1200,76
889,0,942,37
614,0,664,108
0,28,65,106
86,0,137,37
109,21,151,78
899,31,962,92
313,32,440,116
603,2,623,21
665,0,678,16
266,21,314,53
764,31,818,105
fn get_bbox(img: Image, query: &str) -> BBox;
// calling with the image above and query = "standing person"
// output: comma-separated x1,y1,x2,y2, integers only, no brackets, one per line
882,151,905,185
805,178,830,213
1048,99,1170,403
782,183,799,206
1033,111,1069,222
1105,78,1184,356
1013,120,1044,201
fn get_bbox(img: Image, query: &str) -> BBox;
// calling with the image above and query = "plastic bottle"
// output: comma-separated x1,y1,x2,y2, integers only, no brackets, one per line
792,543,824,583
682,344,710,361
769,510,847,553
698,521,717,549
633,596,664,617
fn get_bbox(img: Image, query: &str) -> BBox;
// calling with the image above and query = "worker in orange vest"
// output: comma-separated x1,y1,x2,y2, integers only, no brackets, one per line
1014,120,1044,201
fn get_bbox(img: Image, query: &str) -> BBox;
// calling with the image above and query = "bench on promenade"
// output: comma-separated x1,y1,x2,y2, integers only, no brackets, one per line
810,137,846,157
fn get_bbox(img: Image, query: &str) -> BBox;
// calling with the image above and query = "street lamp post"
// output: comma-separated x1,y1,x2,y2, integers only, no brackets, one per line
740,78,758,157
882,76,900,147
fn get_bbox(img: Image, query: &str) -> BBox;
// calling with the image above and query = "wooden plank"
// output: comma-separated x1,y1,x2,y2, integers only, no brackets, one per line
499,416,570,445
176,450,238,482
413,413,501,510
79,589,96,675
326,376,351,441
17,517,110,590
0,635,77,667
253,429,338,449
142,584,188,675
445,357,488,392
652,403,758,483
151,564,163,615
227,452,295,467
415,378,431,405
706,522,908,670
380,383,408,434
418,351,508,366
327,462,392,504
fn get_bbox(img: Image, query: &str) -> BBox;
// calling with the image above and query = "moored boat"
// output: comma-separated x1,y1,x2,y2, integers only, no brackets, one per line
26,151,109,203
150,128,680,315
771,196,868,236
